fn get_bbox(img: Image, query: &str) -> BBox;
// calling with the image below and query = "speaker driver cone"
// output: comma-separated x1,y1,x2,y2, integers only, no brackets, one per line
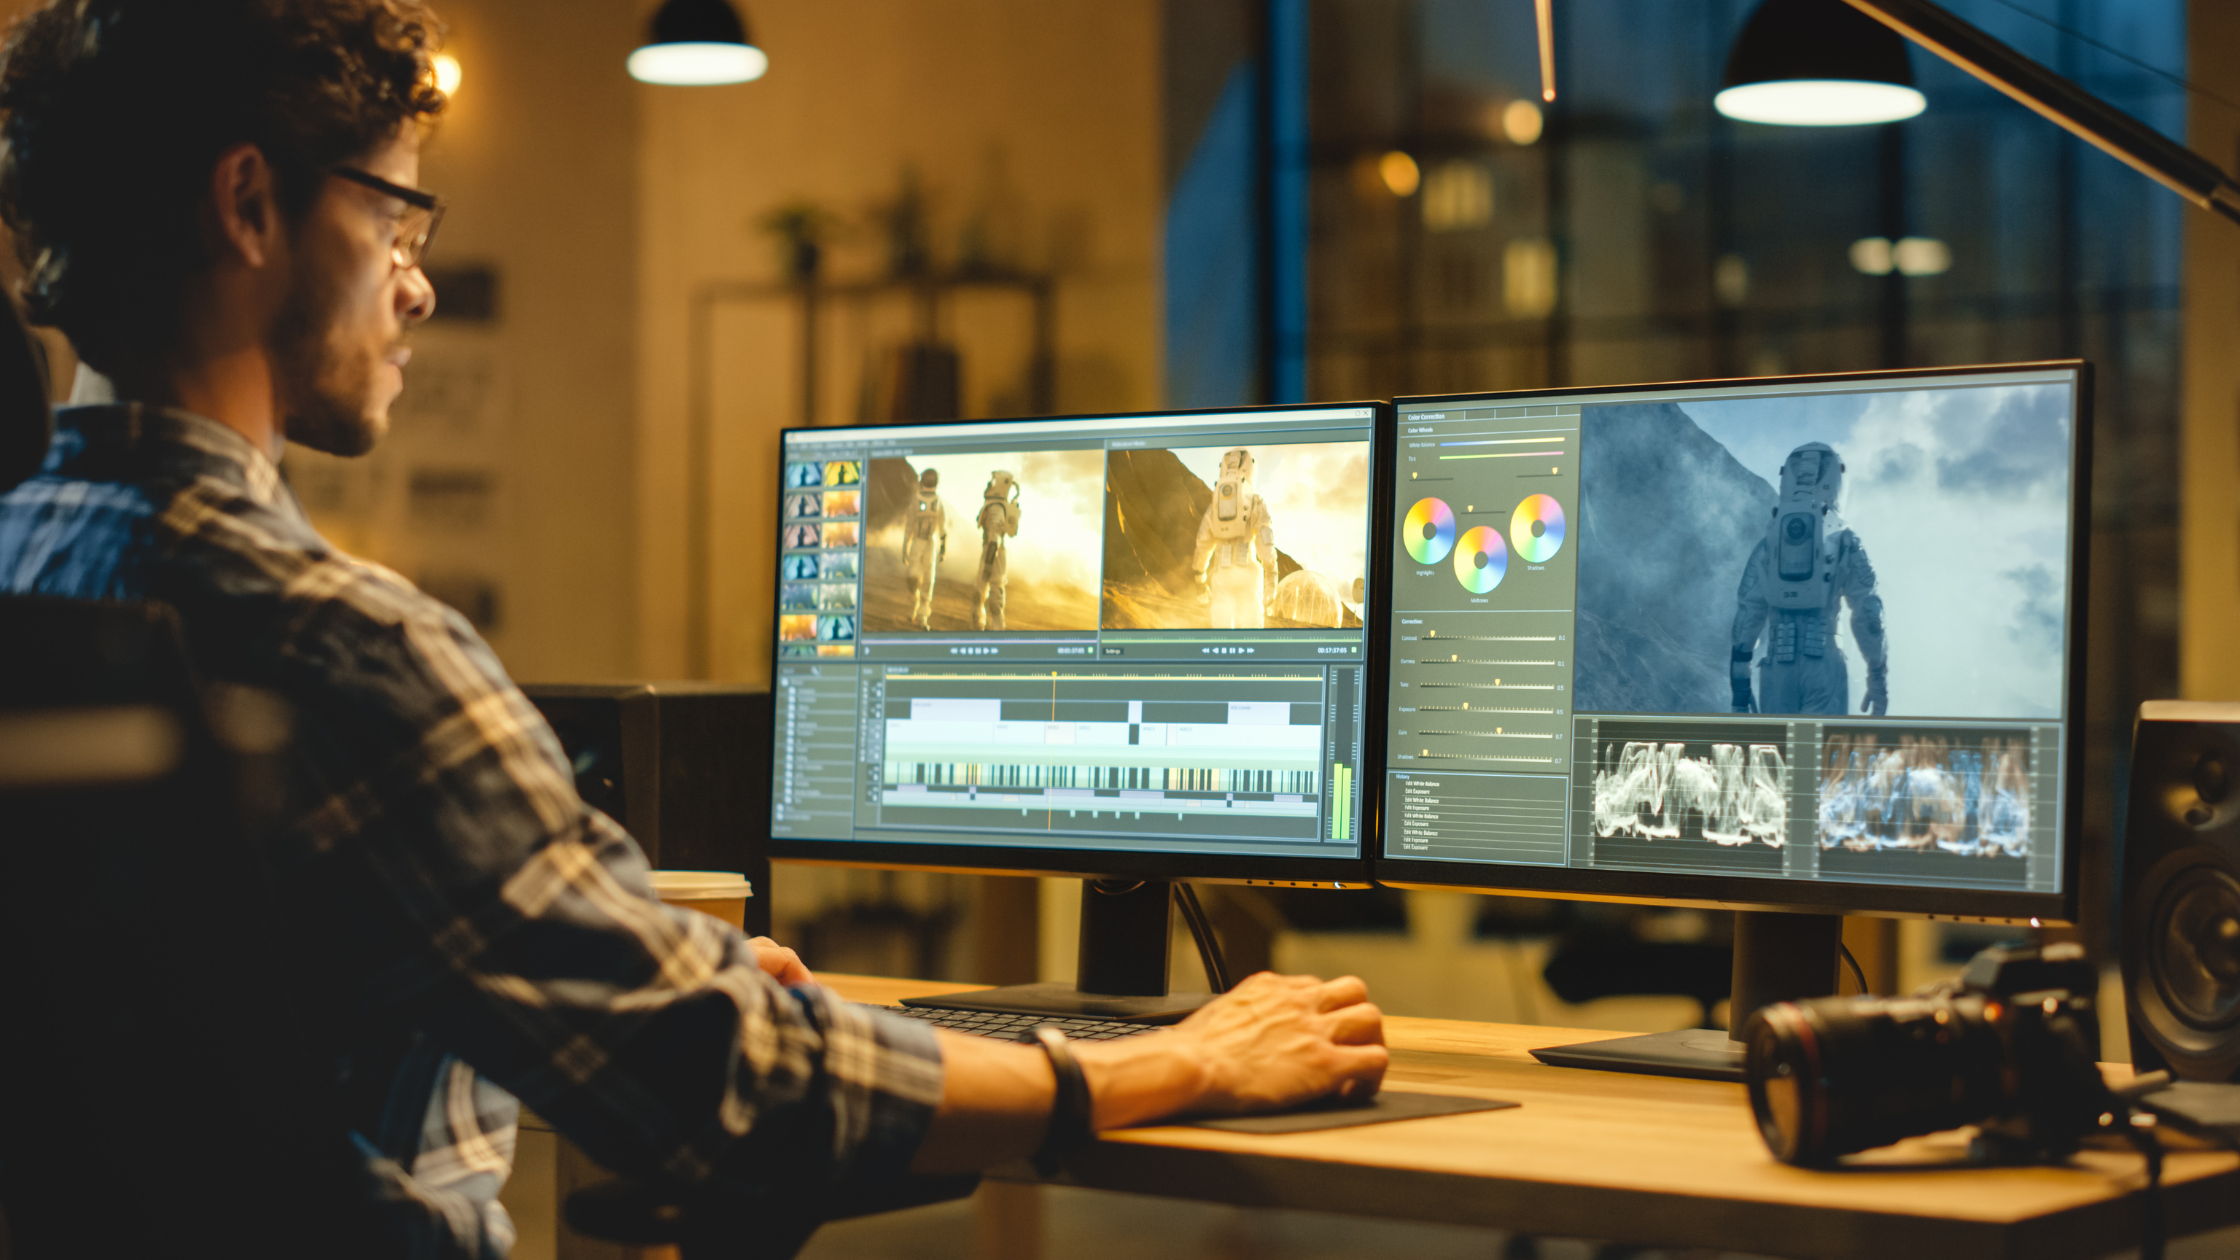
2154,865,2240,1031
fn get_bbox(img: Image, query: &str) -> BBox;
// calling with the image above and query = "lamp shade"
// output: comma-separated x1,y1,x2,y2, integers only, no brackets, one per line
628,0,768,85
1715,0,1925,126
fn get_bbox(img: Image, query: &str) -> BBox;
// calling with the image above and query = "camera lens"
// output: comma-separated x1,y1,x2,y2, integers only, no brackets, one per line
1744,995,2006,1165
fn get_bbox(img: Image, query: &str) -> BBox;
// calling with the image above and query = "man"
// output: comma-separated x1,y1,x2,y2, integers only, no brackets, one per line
0,3,1386,1255
1730,442,1889,717
1192,447,1276,629
902,466,945,629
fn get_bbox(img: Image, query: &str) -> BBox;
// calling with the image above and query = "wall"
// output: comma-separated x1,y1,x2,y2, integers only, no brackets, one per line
2184,1,2240,700
292,0,642,686
632,0,1164,684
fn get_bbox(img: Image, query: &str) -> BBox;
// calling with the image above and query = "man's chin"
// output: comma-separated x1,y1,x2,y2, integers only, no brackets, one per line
287,408,390,458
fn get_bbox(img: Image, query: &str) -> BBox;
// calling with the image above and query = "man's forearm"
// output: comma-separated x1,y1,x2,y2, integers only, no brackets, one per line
908,1031,1054,1174
907,1029,1210,1174
905,973,1385,1175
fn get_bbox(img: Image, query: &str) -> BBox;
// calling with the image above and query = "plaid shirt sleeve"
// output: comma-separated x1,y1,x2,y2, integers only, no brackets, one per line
137,460,947,1206
269,565,946,1195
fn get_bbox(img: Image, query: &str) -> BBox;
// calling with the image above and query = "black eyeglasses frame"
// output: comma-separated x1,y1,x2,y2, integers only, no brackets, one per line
326,166,446,269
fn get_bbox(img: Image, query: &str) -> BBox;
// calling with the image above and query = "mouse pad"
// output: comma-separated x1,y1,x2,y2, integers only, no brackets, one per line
1172,1090,1519,1134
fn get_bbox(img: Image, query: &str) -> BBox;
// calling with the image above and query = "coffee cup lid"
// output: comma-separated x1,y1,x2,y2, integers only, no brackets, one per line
649,870,754,899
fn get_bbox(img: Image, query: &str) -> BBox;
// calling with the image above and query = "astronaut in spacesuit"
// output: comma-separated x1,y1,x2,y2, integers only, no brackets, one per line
1191,448,1276,630
976,471,1021,631
902,467,946,630
1731,442,1888,717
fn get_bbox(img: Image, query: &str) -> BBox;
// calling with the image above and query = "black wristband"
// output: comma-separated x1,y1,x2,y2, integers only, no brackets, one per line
1031,1026,1094,1177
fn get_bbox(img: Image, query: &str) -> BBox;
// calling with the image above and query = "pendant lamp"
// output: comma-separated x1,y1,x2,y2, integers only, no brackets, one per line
628,0,768,86
1715,0,1925,126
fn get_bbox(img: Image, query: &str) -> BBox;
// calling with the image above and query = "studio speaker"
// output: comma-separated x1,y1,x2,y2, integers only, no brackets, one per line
2123,700,2240,1079
521,682,774,936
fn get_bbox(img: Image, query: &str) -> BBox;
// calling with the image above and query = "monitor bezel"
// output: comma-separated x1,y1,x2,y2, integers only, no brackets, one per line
764,400,1394,888
1371,361,2091,926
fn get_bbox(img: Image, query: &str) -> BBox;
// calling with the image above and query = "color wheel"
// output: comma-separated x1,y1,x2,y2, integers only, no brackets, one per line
1510,493,1566,563
1404,497,1456,565
1454,526,1507,593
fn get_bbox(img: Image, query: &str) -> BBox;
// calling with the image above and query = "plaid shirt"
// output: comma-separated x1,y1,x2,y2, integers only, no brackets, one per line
0,405,944,1257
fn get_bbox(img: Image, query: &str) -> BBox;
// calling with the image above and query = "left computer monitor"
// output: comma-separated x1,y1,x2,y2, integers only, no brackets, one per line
766,403,1386,1019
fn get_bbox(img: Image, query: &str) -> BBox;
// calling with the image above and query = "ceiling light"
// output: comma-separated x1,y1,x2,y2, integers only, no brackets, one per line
629,0,767,86
1715,0,1925,126
431,53,462,96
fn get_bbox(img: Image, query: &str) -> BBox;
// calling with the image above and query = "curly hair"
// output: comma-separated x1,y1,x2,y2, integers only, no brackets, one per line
0,0,446,372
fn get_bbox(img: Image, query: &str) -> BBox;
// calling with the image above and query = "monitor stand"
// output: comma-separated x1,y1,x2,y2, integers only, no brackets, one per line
1529,911,1841,1083
899,878,1214,1024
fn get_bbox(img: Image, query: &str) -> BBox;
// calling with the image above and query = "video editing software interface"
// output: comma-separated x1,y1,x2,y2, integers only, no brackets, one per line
770,406,1377,862
1380,369,2079,897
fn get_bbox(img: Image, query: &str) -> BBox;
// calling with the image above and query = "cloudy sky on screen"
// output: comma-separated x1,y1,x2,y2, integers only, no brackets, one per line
1680,382,2074,720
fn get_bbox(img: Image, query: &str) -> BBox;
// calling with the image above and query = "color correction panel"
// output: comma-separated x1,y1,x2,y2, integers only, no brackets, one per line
1389,403,1582,779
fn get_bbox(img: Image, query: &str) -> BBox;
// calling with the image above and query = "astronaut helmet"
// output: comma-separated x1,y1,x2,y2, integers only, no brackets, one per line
985,470,1019,502
1778,442,1844,513
919,468,939,489
1220,448,1256,480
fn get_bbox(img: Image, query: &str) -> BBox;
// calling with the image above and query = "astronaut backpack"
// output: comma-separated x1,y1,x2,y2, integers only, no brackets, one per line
909,471,942,542
1766,442,1844,612
979,471,1021,575
1207,448,1258,541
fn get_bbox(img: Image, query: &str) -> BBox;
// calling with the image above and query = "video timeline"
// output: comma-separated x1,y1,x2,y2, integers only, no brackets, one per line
870,668,1359,844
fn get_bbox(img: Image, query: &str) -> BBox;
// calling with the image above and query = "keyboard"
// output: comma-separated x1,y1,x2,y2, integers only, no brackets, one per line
873,1005,1162,1043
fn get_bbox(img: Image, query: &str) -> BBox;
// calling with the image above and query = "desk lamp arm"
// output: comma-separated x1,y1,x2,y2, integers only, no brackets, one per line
1841,0,2240,225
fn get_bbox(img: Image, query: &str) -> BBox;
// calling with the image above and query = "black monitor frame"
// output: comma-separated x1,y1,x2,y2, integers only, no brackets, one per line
763,401,1394,891
1371,362,2090,928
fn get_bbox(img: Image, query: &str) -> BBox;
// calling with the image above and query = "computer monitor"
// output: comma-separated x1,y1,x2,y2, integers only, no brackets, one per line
1374,363,2089,1078
766,403,1387,1020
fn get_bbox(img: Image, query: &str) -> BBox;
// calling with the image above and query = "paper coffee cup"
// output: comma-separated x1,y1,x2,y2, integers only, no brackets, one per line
649,869,754,931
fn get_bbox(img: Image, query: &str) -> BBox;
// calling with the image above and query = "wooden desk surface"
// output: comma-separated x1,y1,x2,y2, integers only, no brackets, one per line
830,974,2240,1260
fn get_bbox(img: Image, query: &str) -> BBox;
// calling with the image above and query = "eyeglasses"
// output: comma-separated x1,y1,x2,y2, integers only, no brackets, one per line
326,166,446,270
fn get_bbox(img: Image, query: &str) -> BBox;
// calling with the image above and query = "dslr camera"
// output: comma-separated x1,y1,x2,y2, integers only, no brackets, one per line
1742,942,2116,1166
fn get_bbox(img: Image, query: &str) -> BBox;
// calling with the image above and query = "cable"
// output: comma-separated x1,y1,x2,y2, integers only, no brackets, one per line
1175,884,1230,993
1979,0,2240,119
1837,941,1870,996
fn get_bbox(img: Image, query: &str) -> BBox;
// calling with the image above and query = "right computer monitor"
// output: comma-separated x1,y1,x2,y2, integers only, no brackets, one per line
1375,364,2088,1074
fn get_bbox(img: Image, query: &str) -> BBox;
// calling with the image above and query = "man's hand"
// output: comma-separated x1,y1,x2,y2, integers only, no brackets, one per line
1165,972,1387,1114
910,971,1385,1175
1862,671,1888,717
748,936,814,987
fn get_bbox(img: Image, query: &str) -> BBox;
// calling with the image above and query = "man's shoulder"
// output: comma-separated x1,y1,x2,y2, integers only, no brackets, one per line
154,474,475,662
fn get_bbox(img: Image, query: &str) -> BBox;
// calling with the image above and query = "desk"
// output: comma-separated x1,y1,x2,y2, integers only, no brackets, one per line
831,974,2240,1260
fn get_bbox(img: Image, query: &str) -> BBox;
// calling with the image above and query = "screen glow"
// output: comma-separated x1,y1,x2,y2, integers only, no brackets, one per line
627,41,768,85
1713,80,1925,126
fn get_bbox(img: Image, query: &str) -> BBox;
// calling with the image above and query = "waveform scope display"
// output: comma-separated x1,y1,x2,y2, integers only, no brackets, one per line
1591,738,1789,848
1818,730,2031,858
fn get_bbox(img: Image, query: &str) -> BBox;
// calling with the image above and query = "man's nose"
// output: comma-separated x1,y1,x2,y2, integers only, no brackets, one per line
399,265,437,326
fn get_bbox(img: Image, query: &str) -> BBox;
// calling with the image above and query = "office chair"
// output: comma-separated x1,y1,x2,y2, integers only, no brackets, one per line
0,595,971,1260
0,595,372,1259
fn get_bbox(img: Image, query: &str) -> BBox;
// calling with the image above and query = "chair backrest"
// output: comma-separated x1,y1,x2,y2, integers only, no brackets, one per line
0,597,369,1259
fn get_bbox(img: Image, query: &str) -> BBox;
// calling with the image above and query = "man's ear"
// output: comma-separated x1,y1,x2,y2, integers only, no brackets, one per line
202,143,284,270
